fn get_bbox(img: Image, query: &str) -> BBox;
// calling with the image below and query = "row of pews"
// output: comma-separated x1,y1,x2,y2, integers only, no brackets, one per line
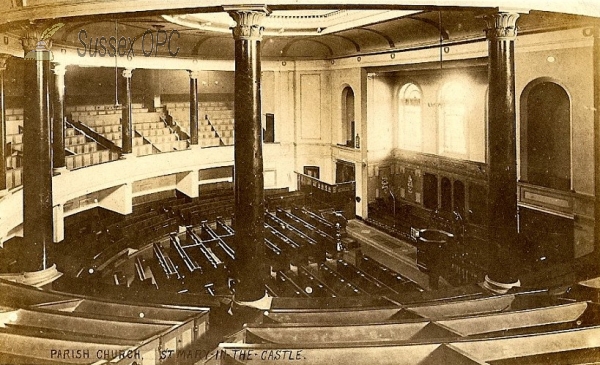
0,278,209,365
164,101,234,147
71,187,236,281
30,192,600,365
69,103,191,154
0,100,236,190
64,122,120,169
3,110,119,188
102,200,422,301
211,290,600,365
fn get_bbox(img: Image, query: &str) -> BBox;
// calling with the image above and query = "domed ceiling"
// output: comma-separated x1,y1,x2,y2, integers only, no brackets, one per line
15,7,595,60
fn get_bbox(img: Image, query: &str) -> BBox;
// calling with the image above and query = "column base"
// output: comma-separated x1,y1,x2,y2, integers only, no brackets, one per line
0,264,63,288
119,153,136,160
482,275,521,294
53,167,69,176
233,292,272,311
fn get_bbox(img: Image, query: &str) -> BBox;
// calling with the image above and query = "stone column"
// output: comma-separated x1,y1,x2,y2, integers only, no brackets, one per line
21,26,54,271
52,63,66,173
226,6,270,303
189,70,199,145
594,25,600,253
121,68,134,155
483,11,522,289
0,55,9,191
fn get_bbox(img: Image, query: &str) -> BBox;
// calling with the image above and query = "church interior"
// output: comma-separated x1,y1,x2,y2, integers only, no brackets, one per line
0,0,600,364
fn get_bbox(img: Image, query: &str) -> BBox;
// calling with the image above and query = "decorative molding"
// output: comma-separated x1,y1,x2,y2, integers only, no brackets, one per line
21,24,41,53
225,6,270,41
517,182,574,218
52,62,66,76
122,68,133,78
482,12,521,40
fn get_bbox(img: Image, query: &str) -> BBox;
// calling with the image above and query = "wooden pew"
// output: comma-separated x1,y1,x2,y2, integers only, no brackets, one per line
242,302,588,345
201,222,236,265
358,255,421,293
153,242,182,281
185,229,228,285
1,308,172,341
170,234,202,275
0,331,132,364
266,212,319,262
309,263,364,297
275,209,327,262
263,294,518,324
332,259,394,295
294,266,337,298
268,271,310,298
214,326,600,365
264,222,305,265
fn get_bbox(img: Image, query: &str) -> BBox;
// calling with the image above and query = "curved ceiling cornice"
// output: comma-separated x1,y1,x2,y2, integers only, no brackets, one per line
0,3,593,64
0,1,599,26
357,27,395,48
162,10,420,37
407,14,450,40
280,38,334,57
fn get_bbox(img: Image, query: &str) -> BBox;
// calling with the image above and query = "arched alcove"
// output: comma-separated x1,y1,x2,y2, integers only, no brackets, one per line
440,177,452,212
521,80,571,191
341,86,355,147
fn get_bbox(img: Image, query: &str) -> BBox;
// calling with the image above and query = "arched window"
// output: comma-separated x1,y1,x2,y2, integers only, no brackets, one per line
521,81,571,191
341,87,355,147
399,83,422,151
439,81,468,156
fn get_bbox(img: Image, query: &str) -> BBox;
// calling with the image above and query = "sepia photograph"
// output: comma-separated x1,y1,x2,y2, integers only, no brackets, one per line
0,0,599,364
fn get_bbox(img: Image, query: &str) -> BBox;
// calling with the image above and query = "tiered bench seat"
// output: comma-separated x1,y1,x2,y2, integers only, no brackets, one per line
164,101,233,147
214,325,600,365
0,278,209,365
238,301,588,344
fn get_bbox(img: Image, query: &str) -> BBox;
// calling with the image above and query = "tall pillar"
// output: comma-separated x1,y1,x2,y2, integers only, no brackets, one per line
52,63,66,172
226,6,270,303
594,25,600,254
189,70,199,145
483,12,521,287
121,68,133,155
0,55,9,191
21,26,54,271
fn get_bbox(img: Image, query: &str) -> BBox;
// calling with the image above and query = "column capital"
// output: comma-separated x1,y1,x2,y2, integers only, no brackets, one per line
52,63,66,76
21,24,42,53
21,22,63,56
481,12,521,41
188,70,201,79
122,68,134,78
224,5,270,41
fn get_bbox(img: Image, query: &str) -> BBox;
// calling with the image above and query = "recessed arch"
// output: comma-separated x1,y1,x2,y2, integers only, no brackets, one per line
280,38,334,57
406,14,450,40
326,34,361,52
358,27,395,48
520,78,572,191
341,85,356,147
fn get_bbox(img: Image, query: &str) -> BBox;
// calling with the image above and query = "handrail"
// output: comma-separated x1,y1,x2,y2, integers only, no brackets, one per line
70,120,121,156
296,171,355,194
